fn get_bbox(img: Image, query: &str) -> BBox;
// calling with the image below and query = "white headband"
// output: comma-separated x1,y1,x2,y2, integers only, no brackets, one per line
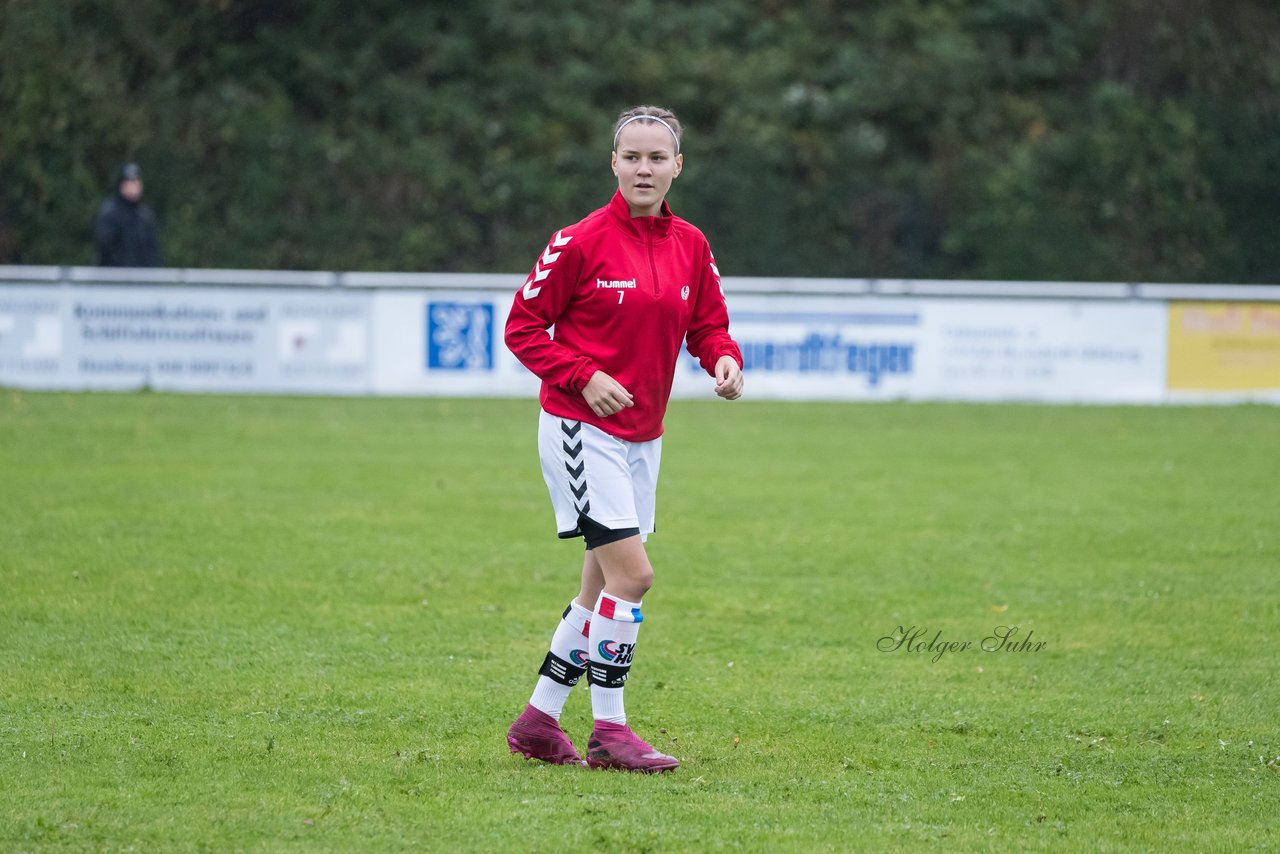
613,115,680,153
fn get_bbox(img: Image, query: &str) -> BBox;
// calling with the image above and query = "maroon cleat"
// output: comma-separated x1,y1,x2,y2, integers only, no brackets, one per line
586,721,680,773
507,705,586,766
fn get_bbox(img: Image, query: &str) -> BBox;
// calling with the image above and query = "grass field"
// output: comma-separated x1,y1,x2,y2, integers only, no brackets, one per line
1,390,1277,852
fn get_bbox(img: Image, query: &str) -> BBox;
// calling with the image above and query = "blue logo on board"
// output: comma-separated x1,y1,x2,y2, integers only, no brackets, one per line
685,310,919,387
739,334,915,387
426,302,493,370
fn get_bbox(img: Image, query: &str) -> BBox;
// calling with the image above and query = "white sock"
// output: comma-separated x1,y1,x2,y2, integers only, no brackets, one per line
528,600,593,721
587,592,643,725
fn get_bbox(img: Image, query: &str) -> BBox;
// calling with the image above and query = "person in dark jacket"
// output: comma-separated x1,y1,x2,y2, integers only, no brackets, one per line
94,163,163,267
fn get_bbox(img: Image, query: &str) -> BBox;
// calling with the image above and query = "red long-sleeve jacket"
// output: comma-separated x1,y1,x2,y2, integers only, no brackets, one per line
505,191,742,442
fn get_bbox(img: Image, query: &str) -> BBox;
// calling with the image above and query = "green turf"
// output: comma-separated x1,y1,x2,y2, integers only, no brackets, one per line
1,391,1277,852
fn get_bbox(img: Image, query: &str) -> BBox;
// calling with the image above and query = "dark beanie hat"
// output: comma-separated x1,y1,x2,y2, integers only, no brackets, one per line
120,163,141,182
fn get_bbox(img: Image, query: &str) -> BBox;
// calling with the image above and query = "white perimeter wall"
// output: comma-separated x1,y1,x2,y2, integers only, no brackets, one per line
2,267,1278,404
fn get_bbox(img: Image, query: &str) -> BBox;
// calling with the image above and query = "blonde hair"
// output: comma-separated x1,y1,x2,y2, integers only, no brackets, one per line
611,106,683,153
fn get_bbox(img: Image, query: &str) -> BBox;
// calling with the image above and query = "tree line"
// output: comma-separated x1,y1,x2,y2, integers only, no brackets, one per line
2,0,1277,282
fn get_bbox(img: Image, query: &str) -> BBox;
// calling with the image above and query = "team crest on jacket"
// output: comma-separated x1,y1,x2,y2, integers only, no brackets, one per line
681,285,690,301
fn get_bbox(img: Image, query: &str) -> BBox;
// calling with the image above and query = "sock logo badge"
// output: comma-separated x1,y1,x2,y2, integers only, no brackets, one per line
569,649,589,667
598,640,634,665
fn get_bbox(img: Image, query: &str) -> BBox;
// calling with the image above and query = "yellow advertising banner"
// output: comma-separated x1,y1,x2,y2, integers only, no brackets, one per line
1167,302,1280,391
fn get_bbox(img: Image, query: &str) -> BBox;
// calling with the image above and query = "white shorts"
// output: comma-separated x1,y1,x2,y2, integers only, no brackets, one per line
538,410,662,542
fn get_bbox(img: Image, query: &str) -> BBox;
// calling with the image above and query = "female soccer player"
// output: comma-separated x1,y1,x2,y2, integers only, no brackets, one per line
504,105,744,773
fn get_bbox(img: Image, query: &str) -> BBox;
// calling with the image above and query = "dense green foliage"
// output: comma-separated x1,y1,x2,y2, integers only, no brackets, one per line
2,0,1277,281
2,392,1278,849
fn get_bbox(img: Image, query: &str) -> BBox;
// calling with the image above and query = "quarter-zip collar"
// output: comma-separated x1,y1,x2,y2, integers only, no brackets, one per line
607,190,674,242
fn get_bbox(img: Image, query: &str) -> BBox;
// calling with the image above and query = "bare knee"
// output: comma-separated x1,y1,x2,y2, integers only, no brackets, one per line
577,552,606,608
593,537,655,602
601,560,651,603
630,565,654,598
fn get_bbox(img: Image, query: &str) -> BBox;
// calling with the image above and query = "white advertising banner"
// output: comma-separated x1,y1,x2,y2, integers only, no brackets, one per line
917,299,1167,402
673,296,1167,403
0,286,371,393
0,282,1170,403
370,290,539,396
0,286,63,387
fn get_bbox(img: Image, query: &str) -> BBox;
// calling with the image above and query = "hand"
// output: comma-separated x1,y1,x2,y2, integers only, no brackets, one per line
582,370,634,417
714,355,743,400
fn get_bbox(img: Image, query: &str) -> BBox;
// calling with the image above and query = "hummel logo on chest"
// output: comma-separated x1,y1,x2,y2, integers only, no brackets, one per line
596,278,637,289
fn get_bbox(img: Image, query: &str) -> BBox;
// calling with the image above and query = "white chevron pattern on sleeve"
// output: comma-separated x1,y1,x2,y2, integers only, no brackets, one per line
523,230,573,300
709,258,724,298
